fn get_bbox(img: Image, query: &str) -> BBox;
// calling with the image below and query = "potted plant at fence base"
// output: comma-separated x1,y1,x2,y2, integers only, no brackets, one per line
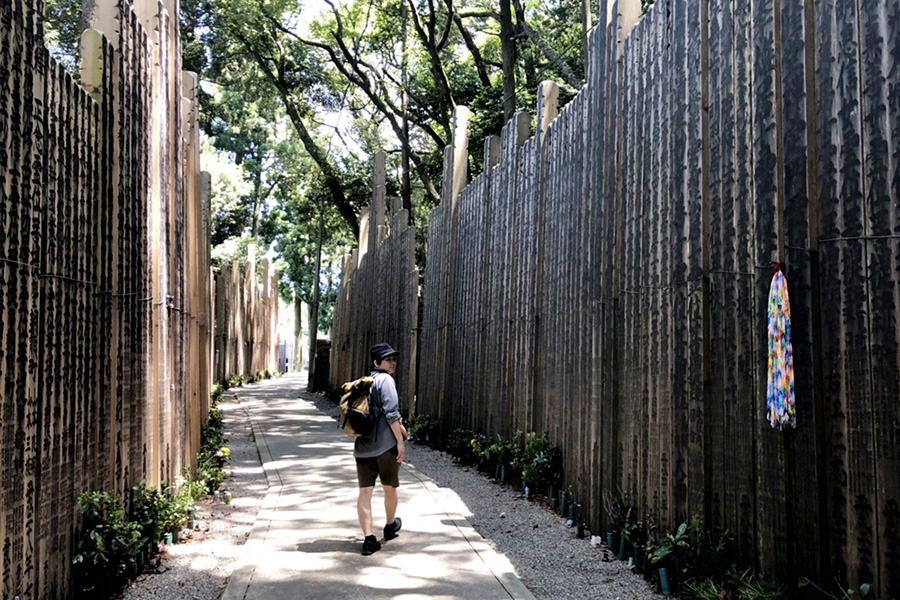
622,518,645,568
519,433,562,510
130,480,165,567
73,489,143,596
603,492,633,556
646,522,688,595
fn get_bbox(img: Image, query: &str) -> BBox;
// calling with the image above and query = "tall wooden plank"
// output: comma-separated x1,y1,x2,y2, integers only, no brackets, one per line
18,0,46,593
683,0,707,527
707,0,756,564
585,1,609,533
668,0,692,526
732,0,761,563
599,3,622,529
35,58,57,600
779,0,822,579
642,0,665,529
752,0,791,578
619,30,639,506
634,18,651,520
815,0,874,587
0,2,16,590
859,1,900,595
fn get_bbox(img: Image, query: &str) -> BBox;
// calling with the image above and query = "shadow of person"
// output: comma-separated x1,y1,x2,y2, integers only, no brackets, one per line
295,538,360,553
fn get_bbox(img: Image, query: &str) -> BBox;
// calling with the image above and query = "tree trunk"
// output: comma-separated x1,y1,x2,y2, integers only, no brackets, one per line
307,202,324,391
511,0,582,89
81,0,94,33
294,294,303,372
401,0,413,222
582,0,591,65
280,95,360,239
453,13,492,88
499,0,517,121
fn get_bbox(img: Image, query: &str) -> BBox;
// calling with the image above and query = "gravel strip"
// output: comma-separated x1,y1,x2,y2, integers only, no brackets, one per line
119,386,658,600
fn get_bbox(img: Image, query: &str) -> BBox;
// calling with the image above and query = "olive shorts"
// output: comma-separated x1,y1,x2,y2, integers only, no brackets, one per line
356,446,400,488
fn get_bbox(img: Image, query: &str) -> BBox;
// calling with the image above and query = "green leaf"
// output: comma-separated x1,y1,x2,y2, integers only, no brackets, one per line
798,577,811,587
858,583,871,596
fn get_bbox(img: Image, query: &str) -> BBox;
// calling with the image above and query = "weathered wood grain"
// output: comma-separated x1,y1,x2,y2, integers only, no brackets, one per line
815,0,874,587
779,0,822,577
859,0,900,594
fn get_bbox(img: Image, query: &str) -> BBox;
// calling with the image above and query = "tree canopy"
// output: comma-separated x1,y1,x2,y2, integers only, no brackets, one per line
43,0,609,335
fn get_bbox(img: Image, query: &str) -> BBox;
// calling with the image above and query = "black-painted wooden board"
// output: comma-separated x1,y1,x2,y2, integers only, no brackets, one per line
779,0,822,579
815,0,876,587
859,0,900,594
751,0,790,579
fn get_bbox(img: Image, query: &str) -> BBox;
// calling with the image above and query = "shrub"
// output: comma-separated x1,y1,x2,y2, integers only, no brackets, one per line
155,485,184,534
408,414,439,445
483,432,522,474
73,490,144,588
447,429,480,466
129,481,165,547
683,567,785,599
73,490,122,579
647,518,733,584
518,432,563,490
211,382,225,404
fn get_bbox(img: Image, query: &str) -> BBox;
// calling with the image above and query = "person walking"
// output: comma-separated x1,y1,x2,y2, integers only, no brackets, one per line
355,342,406,555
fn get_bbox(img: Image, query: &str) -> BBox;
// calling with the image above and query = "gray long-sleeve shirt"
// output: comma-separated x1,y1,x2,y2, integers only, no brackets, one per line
353,369,402,458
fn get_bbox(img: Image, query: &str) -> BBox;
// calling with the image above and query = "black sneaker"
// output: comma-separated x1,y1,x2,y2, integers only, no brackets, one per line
383,517,402,541
362,535,381,555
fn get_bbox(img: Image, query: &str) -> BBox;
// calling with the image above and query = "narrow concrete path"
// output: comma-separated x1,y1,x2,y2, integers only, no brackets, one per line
222,371,536,600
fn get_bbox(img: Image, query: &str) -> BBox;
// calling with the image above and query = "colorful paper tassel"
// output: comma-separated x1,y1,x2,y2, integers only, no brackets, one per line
766,268,796,429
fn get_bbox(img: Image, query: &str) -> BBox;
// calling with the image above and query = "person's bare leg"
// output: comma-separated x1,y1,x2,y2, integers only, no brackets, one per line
383,484,398,524
358,486,375,535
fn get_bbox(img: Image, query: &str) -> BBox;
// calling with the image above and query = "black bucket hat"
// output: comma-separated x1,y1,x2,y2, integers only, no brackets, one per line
371,342,400,362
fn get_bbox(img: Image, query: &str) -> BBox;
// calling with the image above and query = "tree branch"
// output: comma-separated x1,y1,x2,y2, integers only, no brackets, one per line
510,0,582,89
451,9,492,87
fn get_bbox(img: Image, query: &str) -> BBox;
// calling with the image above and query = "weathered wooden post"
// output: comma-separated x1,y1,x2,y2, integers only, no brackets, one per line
434,106,470,431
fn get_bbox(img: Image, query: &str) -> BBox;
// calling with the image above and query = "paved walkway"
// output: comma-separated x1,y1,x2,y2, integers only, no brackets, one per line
222,371,536,600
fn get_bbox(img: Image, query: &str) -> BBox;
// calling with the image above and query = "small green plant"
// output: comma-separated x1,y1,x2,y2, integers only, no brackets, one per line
622,517,646,546
483,432,521,473
73,490,122,578
683,567,786,599
227,373,243,388
156,485,183,533
447,429,480,466
518,432,563,490
682,576,726,599
197,396,229,492
647,521,689,565
129,481,165,547
197,449,228,492
73,490,145,588
604,491,634,532
408,414,439,444
798,577,871,599
646,518,733,586
211,382,225,403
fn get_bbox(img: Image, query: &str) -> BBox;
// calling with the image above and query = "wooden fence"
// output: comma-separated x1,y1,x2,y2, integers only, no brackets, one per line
0,0,214,596
413,0,899,595
213,245,280,383
330,151,419,406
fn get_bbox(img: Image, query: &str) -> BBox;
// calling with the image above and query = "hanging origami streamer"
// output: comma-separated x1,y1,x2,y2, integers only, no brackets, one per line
767,264,796,429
